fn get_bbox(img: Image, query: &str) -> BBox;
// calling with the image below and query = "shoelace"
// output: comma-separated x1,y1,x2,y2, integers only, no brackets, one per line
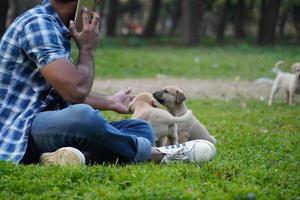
161,144,195,163
160,143,187,154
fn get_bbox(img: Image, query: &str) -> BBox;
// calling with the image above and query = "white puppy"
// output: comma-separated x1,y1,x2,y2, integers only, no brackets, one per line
268,61,300,106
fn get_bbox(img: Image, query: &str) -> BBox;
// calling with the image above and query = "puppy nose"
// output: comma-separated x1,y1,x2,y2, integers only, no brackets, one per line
153,91,159,97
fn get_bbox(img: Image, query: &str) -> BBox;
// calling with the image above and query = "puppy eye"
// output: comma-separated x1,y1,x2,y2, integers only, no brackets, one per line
163,89,169,93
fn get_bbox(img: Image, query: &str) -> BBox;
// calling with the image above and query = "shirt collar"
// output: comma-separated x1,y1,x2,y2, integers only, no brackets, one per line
42,0,71,39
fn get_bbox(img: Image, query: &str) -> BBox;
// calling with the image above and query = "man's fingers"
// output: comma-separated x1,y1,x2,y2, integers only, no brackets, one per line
82,7,89,29
69,20,79,38
91,12,100,30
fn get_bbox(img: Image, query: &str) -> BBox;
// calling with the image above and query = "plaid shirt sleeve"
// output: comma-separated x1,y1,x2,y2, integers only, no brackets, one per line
18,16,70,69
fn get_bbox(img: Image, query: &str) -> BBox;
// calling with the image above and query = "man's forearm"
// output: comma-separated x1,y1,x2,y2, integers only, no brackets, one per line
76,48,95,93
84,92,115,111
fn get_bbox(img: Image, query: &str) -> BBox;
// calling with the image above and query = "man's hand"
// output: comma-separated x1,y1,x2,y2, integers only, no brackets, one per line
69,8,100,51
110,88,135,114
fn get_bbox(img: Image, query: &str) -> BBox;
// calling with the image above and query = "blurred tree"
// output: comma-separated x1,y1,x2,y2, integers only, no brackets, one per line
181,0,205,45
6,0,40,26
234,0,254,39
106,0,119,36
291,2,300,40
143,0,162,37
216,0,231,41
119,0,141,17
0,0,9,38
233,0,246,40
165,0,181,35
233,0,255,40
277,0,290,39
257,0,281,45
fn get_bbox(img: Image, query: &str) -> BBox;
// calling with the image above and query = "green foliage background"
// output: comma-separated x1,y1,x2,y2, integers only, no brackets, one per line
72,41,300,80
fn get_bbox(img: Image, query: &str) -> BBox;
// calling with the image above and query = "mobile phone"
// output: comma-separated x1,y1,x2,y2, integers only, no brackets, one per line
74,0,99,32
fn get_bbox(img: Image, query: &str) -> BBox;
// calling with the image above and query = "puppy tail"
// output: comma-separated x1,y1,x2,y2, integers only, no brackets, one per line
272,61,284,74
172,109,192,122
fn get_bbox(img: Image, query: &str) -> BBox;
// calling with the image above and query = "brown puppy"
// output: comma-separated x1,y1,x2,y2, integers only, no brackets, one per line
153,86,216,145
129,92,192,147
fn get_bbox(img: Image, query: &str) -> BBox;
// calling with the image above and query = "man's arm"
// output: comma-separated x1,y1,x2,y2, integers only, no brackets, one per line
41,9,100,103
84,88,134,114
40,51,94,103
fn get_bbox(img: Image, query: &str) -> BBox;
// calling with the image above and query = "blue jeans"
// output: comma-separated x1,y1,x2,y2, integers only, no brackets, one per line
21,104,155,164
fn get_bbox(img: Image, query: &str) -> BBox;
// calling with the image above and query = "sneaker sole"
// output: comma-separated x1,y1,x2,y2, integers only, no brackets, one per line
191,139,217,162
194,139,217,161
39,147,85,166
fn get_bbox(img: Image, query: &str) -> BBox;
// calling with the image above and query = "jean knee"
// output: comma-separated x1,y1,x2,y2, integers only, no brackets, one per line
67,104,107,137
133,119,155,145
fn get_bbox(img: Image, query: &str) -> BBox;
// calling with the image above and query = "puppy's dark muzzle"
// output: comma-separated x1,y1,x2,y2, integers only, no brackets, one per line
153,91,164,103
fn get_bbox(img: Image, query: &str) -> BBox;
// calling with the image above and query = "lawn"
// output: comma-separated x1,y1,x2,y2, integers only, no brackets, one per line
1,100,299,199
71,41,300,80
1,41,299,199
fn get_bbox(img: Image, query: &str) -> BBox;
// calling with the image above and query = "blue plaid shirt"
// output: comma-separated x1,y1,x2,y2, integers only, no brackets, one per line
0,0,71,163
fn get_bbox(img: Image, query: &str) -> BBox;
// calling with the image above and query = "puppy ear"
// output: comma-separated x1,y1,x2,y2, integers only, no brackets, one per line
176,91,186,104
291,63,298,72
151,99,160,107
128,101,134,113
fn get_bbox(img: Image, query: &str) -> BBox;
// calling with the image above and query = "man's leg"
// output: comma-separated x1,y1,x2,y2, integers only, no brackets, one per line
21,104,154,164
110,119,155,145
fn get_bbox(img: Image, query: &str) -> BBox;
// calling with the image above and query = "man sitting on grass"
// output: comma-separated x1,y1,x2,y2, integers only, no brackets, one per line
0,0,216,165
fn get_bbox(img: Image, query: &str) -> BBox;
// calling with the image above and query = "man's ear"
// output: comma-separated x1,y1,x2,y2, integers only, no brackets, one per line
176,90,186,104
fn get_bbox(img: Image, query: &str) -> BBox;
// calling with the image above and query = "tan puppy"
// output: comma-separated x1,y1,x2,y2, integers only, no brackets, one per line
268,61,300,106
153,86,217,145
129,92,192,146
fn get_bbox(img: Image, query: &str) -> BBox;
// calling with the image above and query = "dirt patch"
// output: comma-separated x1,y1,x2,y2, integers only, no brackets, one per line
92,78,287,101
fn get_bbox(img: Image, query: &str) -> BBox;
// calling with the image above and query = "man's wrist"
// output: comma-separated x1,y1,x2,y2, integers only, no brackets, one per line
78,48,95,67
79,48,95,56
107,95,118,112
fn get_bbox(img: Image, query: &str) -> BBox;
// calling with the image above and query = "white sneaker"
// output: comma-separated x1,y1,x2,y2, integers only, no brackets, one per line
39,147,86,166
158,140,216,164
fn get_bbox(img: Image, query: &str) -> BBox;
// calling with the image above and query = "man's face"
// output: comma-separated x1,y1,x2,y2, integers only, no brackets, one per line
55,0,78,20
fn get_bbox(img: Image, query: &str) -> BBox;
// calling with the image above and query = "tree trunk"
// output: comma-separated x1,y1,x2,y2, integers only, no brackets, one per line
106,0,118,37
291,4,300,40
278,7,288,39
234,0,246,40
143,0,161,38
216,0,231,41
257,0,281,45
6,0,40,26
181,0,204,46
6,0,17,26
0,0,9,38
169,0,181,35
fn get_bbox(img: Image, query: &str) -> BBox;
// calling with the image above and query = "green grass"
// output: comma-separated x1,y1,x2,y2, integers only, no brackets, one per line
1,100,299,199
72,43,300,80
